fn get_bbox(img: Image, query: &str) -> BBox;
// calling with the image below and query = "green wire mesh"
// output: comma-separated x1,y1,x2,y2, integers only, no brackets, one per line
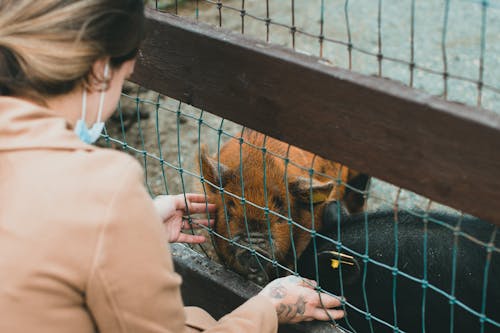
101,80,499,333
100,1,500,332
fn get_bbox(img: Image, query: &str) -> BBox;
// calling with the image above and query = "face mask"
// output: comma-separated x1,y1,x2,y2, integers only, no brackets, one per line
74,63,109,144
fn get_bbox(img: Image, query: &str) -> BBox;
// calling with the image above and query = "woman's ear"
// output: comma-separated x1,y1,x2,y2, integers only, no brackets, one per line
88,57,112,92
123,58,136,79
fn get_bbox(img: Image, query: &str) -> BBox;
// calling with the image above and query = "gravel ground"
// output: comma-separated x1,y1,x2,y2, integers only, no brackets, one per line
101,1,499,257
167,0,500,112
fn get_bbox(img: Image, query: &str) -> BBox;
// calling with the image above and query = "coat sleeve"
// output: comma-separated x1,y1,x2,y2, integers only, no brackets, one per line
86,160,187,333
86,159,278,333
189,295,278,333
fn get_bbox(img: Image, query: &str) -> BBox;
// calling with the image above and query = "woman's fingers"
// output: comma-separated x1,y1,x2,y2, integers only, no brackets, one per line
188,202,217,214
176,217,213,244
183,193,212,203
316,292,343,309
304,288,345,321
311,308,345,321
176,233,206,244
181,218,214,229
298,278,317,289
173,193,216,214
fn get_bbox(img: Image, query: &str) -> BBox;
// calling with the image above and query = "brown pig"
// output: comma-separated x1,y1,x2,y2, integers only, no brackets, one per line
200,130,369,285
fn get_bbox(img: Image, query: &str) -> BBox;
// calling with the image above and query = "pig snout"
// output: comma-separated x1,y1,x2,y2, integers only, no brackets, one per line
235,249,271,285
233,232,275,285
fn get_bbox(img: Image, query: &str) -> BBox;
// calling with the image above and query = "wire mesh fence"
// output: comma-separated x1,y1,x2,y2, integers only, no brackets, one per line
100,1,500,332
101,81,499,332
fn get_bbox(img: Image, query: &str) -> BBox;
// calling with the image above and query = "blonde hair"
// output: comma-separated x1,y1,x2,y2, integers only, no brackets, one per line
0,0,144,100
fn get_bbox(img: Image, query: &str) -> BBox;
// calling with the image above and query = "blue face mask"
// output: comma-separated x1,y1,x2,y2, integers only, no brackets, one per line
74,63,109,144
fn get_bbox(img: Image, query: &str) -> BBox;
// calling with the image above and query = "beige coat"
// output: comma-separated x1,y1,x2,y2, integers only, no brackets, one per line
0,97,278,333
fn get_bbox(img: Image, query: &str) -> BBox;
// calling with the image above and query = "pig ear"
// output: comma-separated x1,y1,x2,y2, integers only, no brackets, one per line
289,176,334,204
200,146,231,190
343,170,370,213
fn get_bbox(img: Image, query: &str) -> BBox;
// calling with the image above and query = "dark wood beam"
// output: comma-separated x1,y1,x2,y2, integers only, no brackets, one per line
131,8,500,225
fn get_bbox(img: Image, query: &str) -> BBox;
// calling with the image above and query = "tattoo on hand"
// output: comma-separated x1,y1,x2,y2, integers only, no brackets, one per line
296,295,306,315
276,295,307,321
269,281,287,299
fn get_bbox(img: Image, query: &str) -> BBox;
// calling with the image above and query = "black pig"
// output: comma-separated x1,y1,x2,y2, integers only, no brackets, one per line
298,202,500,333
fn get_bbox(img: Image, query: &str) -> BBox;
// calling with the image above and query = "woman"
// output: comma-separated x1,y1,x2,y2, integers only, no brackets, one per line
0,1,345,332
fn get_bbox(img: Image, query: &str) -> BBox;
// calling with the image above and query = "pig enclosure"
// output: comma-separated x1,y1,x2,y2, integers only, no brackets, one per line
101,1,500,333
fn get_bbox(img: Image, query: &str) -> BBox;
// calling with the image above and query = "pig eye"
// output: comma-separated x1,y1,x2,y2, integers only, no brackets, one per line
226,200,235,209
272,197,285,212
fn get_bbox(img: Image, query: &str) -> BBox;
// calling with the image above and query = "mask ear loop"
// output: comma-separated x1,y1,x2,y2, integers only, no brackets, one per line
81,89,88,124
96,63,110,124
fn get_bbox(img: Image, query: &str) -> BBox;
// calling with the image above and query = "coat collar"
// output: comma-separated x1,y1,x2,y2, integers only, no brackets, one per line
0,96,93,151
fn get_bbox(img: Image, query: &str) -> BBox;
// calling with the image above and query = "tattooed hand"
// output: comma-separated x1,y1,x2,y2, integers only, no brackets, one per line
258,276,345,324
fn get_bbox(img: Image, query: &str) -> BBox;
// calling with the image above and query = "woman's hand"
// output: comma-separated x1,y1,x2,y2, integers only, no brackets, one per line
258,276,345,324
153,194,216,244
